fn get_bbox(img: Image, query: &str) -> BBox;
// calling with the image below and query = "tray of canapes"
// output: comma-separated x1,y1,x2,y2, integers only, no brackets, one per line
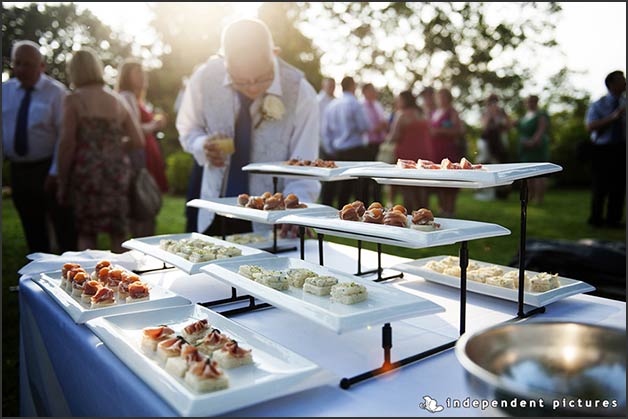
201,256,444,334
214,232,300,250
277,201,511,249
33,261,190,323
122,233,272,274
342,157,562,186
187,192,337,224
86,305,332,416
393,255,596,307
242,159,387,181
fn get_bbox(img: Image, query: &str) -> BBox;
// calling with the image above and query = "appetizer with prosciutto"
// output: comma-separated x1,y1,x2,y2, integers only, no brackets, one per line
141,325,175,352
212,340,253,369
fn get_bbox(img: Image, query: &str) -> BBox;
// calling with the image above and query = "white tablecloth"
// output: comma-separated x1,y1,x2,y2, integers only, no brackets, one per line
20,241,626,416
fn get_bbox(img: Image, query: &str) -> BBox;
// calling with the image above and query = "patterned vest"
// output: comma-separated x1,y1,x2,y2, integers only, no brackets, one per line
196,57,304,231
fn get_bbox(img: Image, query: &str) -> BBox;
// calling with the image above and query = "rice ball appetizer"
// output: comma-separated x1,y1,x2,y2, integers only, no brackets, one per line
286,268,318,288
141,325,175,352
330,282,368,305
184,359,229,393
212,340,253,369
303,275,338,296
181,319,211,343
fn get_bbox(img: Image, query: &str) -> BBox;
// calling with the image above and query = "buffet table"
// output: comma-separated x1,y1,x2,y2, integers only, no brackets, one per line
19,241,626,417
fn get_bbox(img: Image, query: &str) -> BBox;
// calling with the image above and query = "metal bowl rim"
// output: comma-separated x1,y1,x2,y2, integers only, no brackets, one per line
455,321,626,403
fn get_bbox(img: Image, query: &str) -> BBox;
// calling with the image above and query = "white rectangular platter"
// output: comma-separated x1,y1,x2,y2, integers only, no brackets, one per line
344,162,562,186
86,305,332,416
33,268,191,324
242,161,387,181
201,257,444,334
393,255,596,307
122,233,272,275
277,213,511,249
187,197,336,224
215,232,300,250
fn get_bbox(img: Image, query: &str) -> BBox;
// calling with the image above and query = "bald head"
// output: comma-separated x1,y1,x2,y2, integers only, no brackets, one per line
11,40,44,88
221,19,276,100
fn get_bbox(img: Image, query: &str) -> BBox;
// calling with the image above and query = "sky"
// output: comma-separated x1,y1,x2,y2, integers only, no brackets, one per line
5,2,626,99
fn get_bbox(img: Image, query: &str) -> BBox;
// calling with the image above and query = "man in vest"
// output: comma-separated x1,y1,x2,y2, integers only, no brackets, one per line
177,19,320,236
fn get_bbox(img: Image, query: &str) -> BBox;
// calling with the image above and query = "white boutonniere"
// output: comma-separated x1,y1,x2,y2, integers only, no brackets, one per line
255,94,285,129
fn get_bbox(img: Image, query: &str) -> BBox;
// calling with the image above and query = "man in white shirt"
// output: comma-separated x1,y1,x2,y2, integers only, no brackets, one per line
361,83,388,203
177,19,320,236
2,40,76,253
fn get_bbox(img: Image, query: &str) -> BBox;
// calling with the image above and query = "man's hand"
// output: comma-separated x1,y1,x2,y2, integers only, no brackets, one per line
203,136,226,167
612,104,626,120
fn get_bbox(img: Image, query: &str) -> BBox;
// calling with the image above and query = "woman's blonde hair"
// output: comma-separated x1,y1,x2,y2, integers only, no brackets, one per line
116,58,143,93
67,48,105,87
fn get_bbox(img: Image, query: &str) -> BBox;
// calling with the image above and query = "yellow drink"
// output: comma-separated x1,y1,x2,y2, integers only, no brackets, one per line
213,137,235,155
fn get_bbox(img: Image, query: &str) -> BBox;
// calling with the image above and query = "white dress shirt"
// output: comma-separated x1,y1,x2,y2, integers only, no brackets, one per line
2,74,67,175
176,56,321,231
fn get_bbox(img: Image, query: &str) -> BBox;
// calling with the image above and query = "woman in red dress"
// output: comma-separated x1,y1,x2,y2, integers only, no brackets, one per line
388,90,432,209
117,59,169,237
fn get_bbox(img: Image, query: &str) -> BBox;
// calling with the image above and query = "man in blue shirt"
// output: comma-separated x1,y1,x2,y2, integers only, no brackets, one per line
321,76,371,205
585,70,626,228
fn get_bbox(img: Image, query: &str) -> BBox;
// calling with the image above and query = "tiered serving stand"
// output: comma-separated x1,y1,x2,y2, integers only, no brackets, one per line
184,160,571,389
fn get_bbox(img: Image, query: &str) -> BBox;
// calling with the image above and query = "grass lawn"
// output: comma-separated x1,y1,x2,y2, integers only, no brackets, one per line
2,187,625,415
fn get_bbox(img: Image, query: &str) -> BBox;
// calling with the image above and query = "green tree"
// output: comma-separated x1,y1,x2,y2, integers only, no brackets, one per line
2,3,133,86
296,2,562,113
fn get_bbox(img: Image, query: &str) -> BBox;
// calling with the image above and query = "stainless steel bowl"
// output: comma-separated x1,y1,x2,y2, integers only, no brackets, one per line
455,321,626,416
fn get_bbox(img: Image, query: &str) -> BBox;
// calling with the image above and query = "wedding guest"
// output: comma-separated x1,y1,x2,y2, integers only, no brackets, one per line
176,18,320,237
117,59,169,237
476,93,511,201
57,48,144,252
387,90,431,209
516,95,550,204
585,70,626,228
321,76,371,204
317,77,338,206
2,40,77,253
361,82,388,202
430,88,465,217
419,86,437,119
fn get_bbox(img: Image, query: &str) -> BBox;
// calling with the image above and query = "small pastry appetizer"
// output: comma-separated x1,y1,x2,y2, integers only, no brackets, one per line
81,280,101,304
396,159,417,169
106,268,124,292
237,193,250,206
71,271,89,297
528,272,560,292
212,340,253,369
62,263,81,279
126,281,150,303
157,336,187,363
165,343,206,378
256,270,289,290
238,265,264,280
339,204,360,221
411,208,440,231
90,260,112,281
303,275,338,296
330,282,368,305
285,193,305,209
181,319,210,344
260,191,272,201
141,325,175,352
367,202,383,211
263,196,283,211
90,287,115,308
383,210,407,227
392,204,407,216
286,268,318,288
245,197,264,210
184,359,229,392
118,272,141,299
363,208,384,224
350,200,366,217
97,266,111,284
196,328,231,355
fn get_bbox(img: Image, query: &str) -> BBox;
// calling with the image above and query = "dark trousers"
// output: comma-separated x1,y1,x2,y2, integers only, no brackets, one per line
10,159,77,254
590,143,626,225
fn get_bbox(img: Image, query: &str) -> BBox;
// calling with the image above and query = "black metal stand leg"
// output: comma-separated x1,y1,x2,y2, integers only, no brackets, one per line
272,224,278,253
133,262,173,275
299,226,305,260
318,233,324,266
201,287,272,316
373,243,404,283
459,241,468,335
272,176,278,194
221,215,226,241
201,287,254,308
339,323,456,389
355,240,379,276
